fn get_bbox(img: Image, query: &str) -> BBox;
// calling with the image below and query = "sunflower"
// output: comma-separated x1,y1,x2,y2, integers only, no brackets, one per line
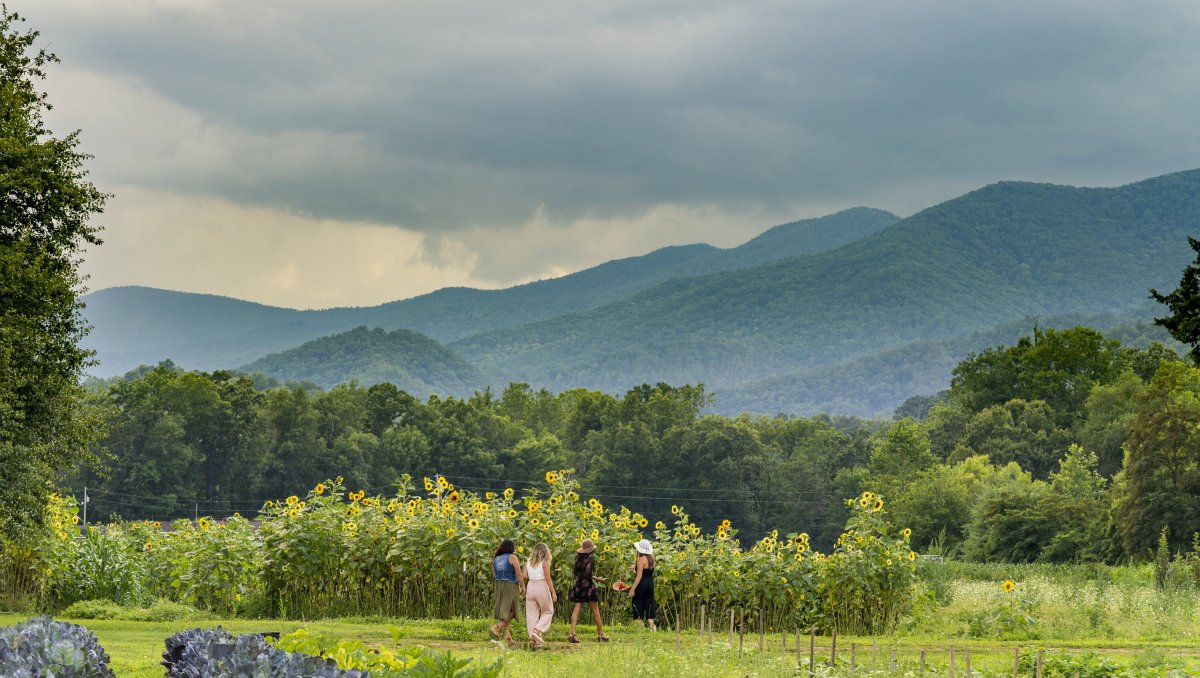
314,483,326,495
591,528,599,540
342,522,357,532
438,476,449,489
144,541,154,550
448,491,461,503
424,478,434,491
504,488,514,500
549,497,559,507
655,521,665,530
264,500,275,509
545,471,558,484
858,496,870,507
1002,579,1016,593
485,492,496,500
336,475,344,485
390,536,397,543
531,518,541,527
508,509,518,518
468,519,480,529
153,521,162,529
567,491,579,501
908,551,917,561
671,505,680,515
638,518,648,528
347,505,362,517
446,528,457,538
288,508,299,519
901,528,912,539
198,517,211,529
286,495,299,506
588,498,600,508
872,499,884,511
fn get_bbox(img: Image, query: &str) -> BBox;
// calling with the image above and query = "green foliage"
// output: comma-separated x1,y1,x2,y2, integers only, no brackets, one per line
1112,361,1200,556
1017,648,1125,678
60,599,124,620
58,527,146,608
963,580,1037,639
1151,236,1200,364
117,600,211,623
0,6,107,542
271,628,505,677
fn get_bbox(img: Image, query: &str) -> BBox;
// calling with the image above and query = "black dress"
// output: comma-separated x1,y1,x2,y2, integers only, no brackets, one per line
632,562,657,620
568,552,599,603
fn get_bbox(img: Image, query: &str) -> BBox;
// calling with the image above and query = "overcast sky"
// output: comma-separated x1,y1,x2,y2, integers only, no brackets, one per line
23,0,1200,308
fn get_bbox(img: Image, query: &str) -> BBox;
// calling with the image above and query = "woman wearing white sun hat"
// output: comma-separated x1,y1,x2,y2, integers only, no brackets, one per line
628,539,658,631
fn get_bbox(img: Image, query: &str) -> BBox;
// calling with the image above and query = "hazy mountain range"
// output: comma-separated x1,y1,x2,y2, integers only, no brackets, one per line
82,170,1198,416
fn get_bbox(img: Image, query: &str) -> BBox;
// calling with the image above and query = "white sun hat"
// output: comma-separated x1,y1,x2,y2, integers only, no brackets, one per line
634,539,654,555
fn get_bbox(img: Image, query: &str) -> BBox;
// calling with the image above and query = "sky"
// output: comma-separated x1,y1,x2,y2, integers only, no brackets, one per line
23,0,1200,309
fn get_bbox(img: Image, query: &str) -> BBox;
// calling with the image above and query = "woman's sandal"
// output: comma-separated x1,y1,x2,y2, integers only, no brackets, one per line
596,633,611,642
568,632,580,644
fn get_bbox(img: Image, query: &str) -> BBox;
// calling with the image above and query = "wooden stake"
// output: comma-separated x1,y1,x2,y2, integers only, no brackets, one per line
707,610,713,646
675,613,681,650
738,609,745,657
920,650,926,676
965,647,971,677
950,646,956,678
729,609,734,646
1036,650,1043,678
851,643,857,675
781,630,786,659
1013,648,1020,678
872,638,878,670
758,608,764,654
700,604,706,643
831,628,838,667
891,648,896,674
796,629,801,668
809,629,816,678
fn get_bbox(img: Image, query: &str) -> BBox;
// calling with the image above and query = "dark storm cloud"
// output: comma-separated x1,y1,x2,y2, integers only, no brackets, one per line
28,0,1200,232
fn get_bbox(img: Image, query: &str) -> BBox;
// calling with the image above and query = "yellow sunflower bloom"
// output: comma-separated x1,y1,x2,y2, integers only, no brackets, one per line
314,483,326,495
1002,579,1016,593
286,496,299,506
424,478,434,491
901,528,912,539
485,492,496,500
509,510,518,518
468,519,480,529
872,499,884,511
438,476,449,489
446,528,457,538
546,471,557,484
671,505,680,515
655,521,665,530
504,488,514,500
448,491,460,503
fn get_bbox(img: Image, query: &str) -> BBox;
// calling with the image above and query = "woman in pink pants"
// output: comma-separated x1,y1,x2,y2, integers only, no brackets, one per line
523,542,557,647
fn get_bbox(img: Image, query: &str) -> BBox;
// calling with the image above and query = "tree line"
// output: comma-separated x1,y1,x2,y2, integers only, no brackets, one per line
72,324,1194,562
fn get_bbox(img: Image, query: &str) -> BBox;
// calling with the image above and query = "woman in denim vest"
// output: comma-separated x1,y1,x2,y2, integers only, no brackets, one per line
490,539,524,642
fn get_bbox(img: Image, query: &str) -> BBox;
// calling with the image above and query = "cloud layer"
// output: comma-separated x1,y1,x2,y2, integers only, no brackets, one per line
23,0,1200,307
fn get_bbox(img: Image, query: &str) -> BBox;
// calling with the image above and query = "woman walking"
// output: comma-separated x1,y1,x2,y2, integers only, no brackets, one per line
628,539,658,631
491,539,524,642
524,542,557,647
567,539,610,643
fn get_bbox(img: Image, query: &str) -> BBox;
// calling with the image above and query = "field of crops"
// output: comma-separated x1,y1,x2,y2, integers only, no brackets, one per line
4,471,1200,675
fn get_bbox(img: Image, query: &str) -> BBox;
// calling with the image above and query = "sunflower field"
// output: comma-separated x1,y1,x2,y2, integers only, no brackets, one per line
5,472,917,635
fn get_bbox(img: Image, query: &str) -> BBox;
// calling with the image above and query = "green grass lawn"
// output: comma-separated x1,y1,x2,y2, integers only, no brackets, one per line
5,613,1200,677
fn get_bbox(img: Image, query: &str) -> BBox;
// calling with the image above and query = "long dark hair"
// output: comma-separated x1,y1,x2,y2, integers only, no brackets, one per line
495,539,515,557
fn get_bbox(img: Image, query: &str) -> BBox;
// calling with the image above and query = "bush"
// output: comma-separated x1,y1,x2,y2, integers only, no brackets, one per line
62,599,126,620
0,616,114,677
120,600,212,623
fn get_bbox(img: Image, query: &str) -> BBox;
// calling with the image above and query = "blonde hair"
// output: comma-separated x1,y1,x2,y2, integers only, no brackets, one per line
529,542,551,567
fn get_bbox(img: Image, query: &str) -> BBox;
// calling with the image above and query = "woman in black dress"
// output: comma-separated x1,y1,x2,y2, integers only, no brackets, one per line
567,539,610,643
628,539,658,630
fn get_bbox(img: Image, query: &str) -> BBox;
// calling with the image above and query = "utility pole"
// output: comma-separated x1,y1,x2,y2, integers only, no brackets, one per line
81,486,88,536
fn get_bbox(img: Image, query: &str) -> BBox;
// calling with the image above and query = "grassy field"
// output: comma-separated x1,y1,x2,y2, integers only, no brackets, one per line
5,612,1200,677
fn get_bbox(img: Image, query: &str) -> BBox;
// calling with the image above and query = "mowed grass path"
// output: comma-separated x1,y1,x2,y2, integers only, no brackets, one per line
5,614,1200,677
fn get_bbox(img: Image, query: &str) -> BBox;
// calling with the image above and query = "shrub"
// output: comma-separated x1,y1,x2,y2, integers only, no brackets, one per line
62,599,125,620
0,616,114,677
120,599,212,623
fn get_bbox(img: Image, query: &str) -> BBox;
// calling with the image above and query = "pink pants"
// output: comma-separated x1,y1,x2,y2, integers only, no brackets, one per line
525,579,554,637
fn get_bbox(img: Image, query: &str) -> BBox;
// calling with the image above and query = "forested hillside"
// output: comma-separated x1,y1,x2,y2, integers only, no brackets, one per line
81,207,898,375
241,326,488,392
452,170,1200,392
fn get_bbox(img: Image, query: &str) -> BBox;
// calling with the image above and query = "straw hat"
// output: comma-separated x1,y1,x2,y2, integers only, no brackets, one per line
577,539,596,554
634,539,653,555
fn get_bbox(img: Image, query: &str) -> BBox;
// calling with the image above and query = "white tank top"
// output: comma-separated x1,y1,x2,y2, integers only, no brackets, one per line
527,558,548,581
